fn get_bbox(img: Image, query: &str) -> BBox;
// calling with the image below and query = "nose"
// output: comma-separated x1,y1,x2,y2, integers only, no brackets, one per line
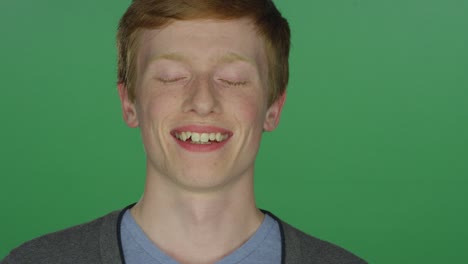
183,76,220,116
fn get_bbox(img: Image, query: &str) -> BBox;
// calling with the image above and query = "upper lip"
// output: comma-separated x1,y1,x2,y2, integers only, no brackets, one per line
171,125,233,136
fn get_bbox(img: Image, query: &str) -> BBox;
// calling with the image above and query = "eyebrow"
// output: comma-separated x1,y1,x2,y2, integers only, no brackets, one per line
148,53,188,63
148,52,256,66
217,52,255,66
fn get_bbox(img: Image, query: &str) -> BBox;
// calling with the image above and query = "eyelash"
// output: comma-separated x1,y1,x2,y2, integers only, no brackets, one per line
220,79,247,86
157,77,246,87
157,77,187,84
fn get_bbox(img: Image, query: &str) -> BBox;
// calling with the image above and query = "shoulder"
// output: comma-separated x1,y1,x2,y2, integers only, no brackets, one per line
1,210,122,264
265,212,367,264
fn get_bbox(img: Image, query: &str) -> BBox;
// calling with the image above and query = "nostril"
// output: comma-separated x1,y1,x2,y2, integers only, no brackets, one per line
185,83,219,115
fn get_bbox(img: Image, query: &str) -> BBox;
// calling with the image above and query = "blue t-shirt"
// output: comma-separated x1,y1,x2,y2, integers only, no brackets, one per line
120,209,282,264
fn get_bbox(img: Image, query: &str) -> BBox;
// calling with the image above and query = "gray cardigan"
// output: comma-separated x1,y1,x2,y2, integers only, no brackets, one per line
1,206,366,264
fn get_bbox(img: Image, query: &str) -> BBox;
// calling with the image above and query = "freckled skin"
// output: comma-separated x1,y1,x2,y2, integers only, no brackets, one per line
119,18,285,192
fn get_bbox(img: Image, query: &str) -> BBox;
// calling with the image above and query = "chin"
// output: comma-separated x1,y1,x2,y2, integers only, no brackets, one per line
171,171,241,193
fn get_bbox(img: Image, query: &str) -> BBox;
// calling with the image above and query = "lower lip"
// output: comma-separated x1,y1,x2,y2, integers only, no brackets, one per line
174,137,230,152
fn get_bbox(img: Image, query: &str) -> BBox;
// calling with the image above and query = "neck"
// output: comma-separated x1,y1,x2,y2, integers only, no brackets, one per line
130,167,263,264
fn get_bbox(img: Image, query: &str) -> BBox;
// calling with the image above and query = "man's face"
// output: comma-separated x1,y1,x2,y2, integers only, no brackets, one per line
119,18,285,192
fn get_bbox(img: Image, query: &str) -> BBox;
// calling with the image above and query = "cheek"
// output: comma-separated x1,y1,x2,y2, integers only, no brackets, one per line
234,96,267,126
140,85,179,112
138,92,178,130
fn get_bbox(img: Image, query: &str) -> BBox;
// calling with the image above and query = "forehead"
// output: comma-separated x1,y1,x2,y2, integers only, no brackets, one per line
137,18,267,69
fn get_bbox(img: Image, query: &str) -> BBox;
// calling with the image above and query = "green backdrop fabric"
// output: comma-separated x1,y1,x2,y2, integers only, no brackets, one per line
1,0,467,262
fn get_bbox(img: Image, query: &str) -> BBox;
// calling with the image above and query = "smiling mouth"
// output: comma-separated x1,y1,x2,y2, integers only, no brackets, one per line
174,131,229,144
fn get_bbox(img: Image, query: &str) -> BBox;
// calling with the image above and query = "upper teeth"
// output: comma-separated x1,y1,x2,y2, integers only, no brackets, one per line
175,132,228,144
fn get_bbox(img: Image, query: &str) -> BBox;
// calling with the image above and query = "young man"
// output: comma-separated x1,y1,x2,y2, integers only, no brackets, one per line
2,0,366,263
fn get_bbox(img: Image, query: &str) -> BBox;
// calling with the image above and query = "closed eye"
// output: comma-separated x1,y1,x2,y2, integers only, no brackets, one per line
219,79,247,86
157,77,187,84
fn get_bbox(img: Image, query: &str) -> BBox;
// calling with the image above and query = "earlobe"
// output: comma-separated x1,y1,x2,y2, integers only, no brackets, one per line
263,92,286,131
118,83,139,128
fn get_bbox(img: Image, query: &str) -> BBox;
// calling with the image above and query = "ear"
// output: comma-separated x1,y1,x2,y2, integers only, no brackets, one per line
118,83,139,128
263,92,286,131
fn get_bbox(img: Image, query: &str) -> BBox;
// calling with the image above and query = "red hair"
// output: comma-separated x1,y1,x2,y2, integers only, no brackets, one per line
117,0,290,106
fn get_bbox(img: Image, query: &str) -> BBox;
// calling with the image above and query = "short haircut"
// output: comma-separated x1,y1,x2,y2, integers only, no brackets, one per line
117,0,291,106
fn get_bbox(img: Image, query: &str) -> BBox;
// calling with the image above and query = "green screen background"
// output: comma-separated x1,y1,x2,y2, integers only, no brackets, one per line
1,0,467,262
